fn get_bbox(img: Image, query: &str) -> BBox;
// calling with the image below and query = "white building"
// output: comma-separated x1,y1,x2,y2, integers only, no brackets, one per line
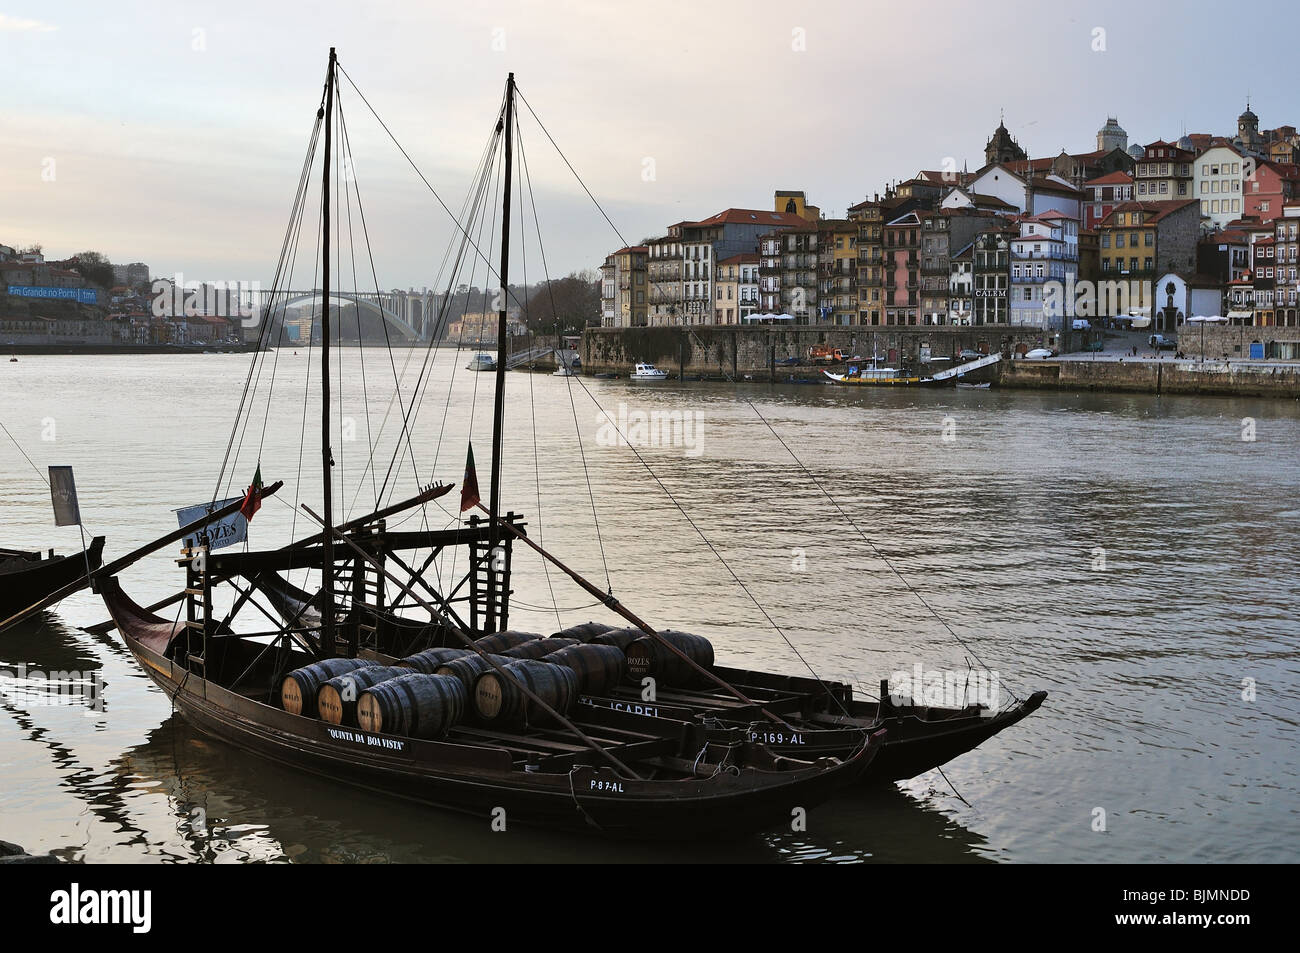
1009,210,1079,329
1193,144,1246,233
1154,272,1223,326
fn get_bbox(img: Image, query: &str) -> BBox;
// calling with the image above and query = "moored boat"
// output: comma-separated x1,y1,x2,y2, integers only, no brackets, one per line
0,536,105,618
82,53,876,840
629,362,668,381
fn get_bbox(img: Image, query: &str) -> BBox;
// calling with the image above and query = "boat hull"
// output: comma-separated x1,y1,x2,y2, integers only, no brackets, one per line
0,536,105,618
101,579,878,839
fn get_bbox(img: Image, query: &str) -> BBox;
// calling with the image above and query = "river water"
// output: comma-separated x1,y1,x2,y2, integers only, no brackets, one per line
2,352,1297,863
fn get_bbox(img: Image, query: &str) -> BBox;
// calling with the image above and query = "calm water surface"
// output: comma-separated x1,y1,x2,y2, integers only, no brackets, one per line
1,353,1297,863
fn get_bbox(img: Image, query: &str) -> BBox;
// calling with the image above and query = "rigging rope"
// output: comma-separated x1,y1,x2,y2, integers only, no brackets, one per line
514,83,1021,704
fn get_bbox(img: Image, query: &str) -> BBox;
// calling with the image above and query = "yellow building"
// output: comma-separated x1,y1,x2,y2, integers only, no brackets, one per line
775,190,820,223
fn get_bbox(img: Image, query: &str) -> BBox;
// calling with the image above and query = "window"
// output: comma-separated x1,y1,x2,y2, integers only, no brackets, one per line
1101,233,1111,248
1144,257,1153,271
1145,233,1154,247
1117,234,1126,248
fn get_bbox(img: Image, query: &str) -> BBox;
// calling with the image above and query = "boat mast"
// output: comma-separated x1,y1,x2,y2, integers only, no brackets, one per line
486,72,514,632
320,47,337,657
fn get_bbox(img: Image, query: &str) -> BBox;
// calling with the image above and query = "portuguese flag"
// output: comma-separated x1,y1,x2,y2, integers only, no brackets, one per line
239,464,264,521
460,444,480,513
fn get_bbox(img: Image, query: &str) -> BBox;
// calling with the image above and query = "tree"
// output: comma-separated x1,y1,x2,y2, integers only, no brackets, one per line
71,251,115,289
519,271,600,333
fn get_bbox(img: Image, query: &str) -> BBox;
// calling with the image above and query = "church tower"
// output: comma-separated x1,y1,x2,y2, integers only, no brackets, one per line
1237,102,1262,153
985,115,1028,166
1097,117,1127,153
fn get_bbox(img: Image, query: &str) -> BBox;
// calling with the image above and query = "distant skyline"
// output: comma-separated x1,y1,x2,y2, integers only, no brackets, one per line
3,0,1297,289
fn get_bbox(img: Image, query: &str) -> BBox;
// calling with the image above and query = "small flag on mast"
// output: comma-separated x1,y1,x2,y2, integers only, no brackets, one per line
239,465,264,521
460,444,480,513
49,466,81,527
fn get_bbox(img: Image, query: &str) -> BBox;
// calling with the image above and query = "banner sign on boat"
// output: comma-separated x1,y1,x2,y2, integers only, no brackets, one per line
48,466,82,526
174,497,247,550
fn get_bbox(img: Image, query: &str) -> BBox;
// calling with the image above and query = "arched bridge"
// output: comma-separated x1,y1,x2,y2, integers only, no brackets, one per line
250,288,445,342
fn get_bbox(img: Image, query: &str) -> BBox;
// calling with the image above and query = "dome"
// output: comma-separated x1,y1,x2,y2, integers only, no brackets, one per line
1177,135,1195,151
1127,143,1145,159
1239,105,1258,124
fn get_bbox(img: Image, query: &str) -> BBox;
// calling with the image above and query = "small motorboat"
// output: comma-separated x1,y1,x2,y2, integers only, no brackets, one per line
593,372,618,379
553,364,575,377
630,362,668,381
955,381,991,389
466,352,497,372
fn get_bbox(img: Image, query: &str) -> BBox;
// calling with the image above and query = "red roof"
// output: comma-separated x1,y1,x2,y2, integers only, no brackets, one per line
688,208,808,228
1085,171,1134,187
718,253,759,265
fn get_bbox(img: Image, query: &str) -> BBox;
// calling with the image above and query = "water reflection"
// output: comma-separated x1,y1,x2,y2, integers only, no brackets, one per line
112,715,991,864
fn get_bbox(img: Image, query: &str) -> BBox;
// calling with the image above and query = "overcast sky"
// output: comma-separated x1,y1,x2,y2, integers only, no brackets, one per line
3,0,1297,291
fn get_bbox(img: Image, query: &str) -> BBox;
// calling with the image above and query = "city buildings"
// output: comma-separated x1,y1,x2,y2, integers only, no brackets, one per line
597,106,1300,332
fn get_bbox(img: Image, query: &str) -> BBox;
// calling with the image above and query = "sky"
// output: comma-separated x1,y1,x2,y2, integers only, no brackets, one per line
3,0,1299,291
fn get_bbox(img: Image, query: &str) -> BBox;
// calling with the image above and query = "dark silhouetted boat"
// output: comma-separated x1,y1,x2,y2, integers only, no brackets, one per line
0,536,104,618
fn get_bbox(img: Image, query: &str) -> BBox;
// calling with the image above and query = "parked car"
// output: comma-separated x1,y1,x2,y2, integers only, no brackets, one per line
1071,319,1091,330
1024,348,1056,360
957,348,981,360
1148,334,1177,351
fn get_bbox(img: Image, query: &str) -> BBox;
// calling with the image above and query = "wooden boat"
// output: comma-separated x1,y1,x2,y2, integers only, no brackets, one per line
99,577,878,836
0,536,104,618
85,53,876,839
578,659,1046,783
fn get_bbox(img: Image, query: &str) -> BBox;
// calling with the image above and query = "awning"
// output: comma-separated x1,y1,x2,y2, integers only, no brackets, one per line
1227,310,1253,319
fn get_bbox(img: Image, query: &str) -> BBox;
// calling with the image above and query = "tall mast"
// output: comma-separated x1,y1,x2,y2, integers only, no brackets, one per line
320,47,337,657
486,73,514,632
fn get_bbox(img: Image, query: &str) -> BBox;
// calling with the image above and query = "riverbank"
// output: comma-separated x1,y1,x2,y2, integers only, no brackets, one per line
581,326,1300,398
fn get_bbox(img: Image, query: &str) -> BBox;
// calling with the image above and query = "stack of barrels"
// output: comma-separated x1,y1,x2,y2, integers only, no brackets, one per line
280,656,466,740
279,624,718,738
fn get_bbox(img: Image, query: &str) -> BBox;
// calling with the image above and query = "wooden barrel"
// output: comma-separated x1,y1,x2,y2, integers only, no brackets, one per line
590,627,643,651
317,666,409,726
474,659,579,726
434,653,513,692
400,647,472,674
552,621,615,642
500,637,579,660
281,657,376,717
473,630,541,654
542,643,627,695
624,631,714,687
356,673,466,739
